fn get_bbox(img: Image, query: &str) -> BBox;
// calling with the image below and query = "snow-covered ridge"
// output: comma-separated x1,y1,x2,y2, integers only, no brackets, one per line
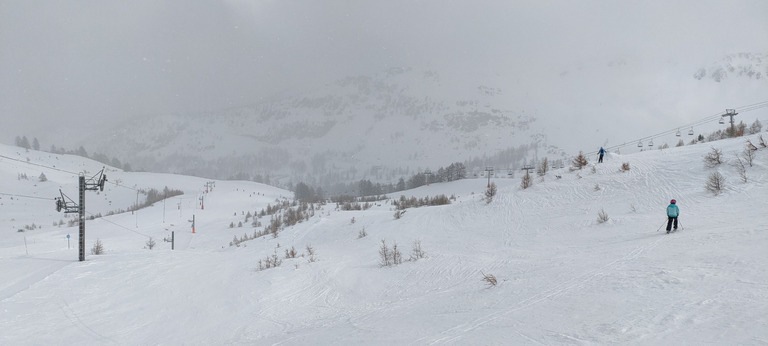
85,67,547,184
694,52,767,82
1,133,766,344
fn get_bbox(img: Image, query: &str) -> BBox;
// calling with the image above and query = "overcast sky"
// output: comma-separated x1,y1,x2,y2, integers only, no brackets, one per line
1,0,767,147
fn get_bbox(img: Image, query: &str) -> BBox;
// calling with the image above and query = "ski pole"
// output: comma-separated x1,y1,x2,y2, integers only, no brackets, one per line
678,219,684,230
656,219,667,232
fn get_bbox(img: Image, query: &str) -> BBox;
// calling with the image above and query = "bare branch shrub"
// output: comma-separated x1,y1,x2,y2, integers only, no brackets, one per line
520,171,532,189
537,157,549,176
732,155,747,183
704,147,724,167
394,210,405,220
742,147,755,167
91,238,105,255
410,240,425,261
597,208,609,223
145,237,156,250
357,227,368,239
306,244,316,262
481,272,498,287
759,134,767,148
285,246,298,259
392,242,403,265
379,239,392,267
620,162,630,172
594,183,601,191
572,151,588,170
746,140,758,152
485,182,497,203
706,171,726,195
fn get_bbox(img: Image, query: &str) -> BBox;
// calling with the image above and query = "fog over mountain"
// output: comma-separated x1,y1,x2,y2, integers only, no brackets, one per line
2,1,767,186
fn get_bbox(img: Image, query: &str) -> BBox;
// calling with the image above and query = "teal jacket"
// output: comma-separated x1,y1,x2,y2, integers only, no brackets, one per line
667,204,679,217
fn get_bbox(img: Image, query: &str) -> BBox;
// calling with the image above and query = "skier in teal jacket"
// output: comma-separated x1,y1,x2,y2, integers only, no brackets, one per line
666,199,679,233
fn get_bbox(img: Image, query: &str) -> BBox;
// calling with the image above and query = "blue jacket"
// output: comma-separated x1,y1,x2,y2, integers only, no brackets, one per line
598,148,606,155
667,204,679,217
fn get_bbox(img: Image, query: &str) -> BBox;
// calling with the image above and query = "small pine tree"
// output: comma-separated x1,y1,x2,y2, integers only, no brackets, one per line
38,172,47,182
572,151,588,169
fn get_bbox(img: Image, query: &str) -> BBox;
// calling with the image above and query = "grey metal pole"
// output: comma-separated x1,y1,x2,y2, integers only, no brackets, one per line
79,175,86,261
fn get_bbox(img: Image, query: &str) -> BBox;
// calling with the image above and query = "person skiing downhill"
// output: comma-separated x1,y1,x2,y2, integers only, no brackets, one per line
666,199,679,233
598,147,606,163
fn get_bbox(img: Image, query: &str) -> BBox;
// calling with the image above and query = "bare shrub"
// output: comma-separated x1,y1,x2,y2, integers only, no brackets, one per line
759,134,767,148
258,248,283,271
91,238,105,255
392,242,403,265
706,171,726,195
732,156,747,183
620,162,630,172
594,183,601,191
520,171,532,189
410,240,425,261
704,147,724,167
482,272,498,287
285,246,298,259
485,182,497,203
306,244,316,262
572,151,588,170
357,227,368,239
597,209,610,223
394,210,405,220
145,237,156,250
742,147,755,167
537,157,549,176
379,239,392,267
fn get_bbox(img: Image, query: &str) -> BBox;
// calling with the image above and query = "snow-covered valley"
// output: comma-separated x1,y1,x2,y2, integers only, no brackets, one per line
1,134,767,345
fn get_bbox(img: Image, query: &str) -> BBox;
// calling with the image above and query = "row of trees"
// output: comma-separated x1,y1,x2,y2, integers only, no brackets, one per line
294,162,467,201
13,134,135,172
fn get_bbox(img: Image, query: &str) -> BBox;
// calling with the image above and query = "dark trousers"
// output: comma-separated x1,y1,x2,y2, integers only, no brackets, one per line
666,216,678,231
598,154,604,163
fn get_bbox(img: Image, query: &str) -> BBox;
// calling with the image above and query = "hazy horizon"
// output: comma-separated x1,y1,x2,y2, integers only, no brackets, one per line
2,0,767,157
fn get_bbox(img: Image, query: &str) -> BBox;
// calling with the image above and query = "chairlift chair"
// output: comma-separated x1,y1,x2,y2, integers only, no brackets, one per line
648,139,654,147
637,141,643,147
676,128,681,137
719,118,725,124
688,127,694,136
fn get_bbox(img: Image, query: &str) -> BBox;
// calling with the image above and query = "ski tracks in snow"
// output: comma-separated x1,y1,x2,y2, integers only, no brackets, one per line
420,232,668,344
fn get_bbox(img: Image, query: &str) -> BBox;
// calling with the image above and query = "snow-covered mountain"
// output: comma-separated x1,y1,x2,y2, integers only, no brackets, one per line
694,52,767,82
85,67,553,186
1,132,766,344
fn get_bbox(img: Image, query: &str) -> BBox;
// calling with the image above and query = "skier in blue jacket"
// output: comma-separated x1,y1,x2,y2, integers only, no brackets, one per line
598,147,606,163
666,199,679,233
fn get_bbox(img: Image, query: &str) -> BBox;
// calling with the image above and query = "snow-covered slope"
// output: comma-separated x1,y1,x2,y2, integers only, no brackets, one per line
1,134,767,344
